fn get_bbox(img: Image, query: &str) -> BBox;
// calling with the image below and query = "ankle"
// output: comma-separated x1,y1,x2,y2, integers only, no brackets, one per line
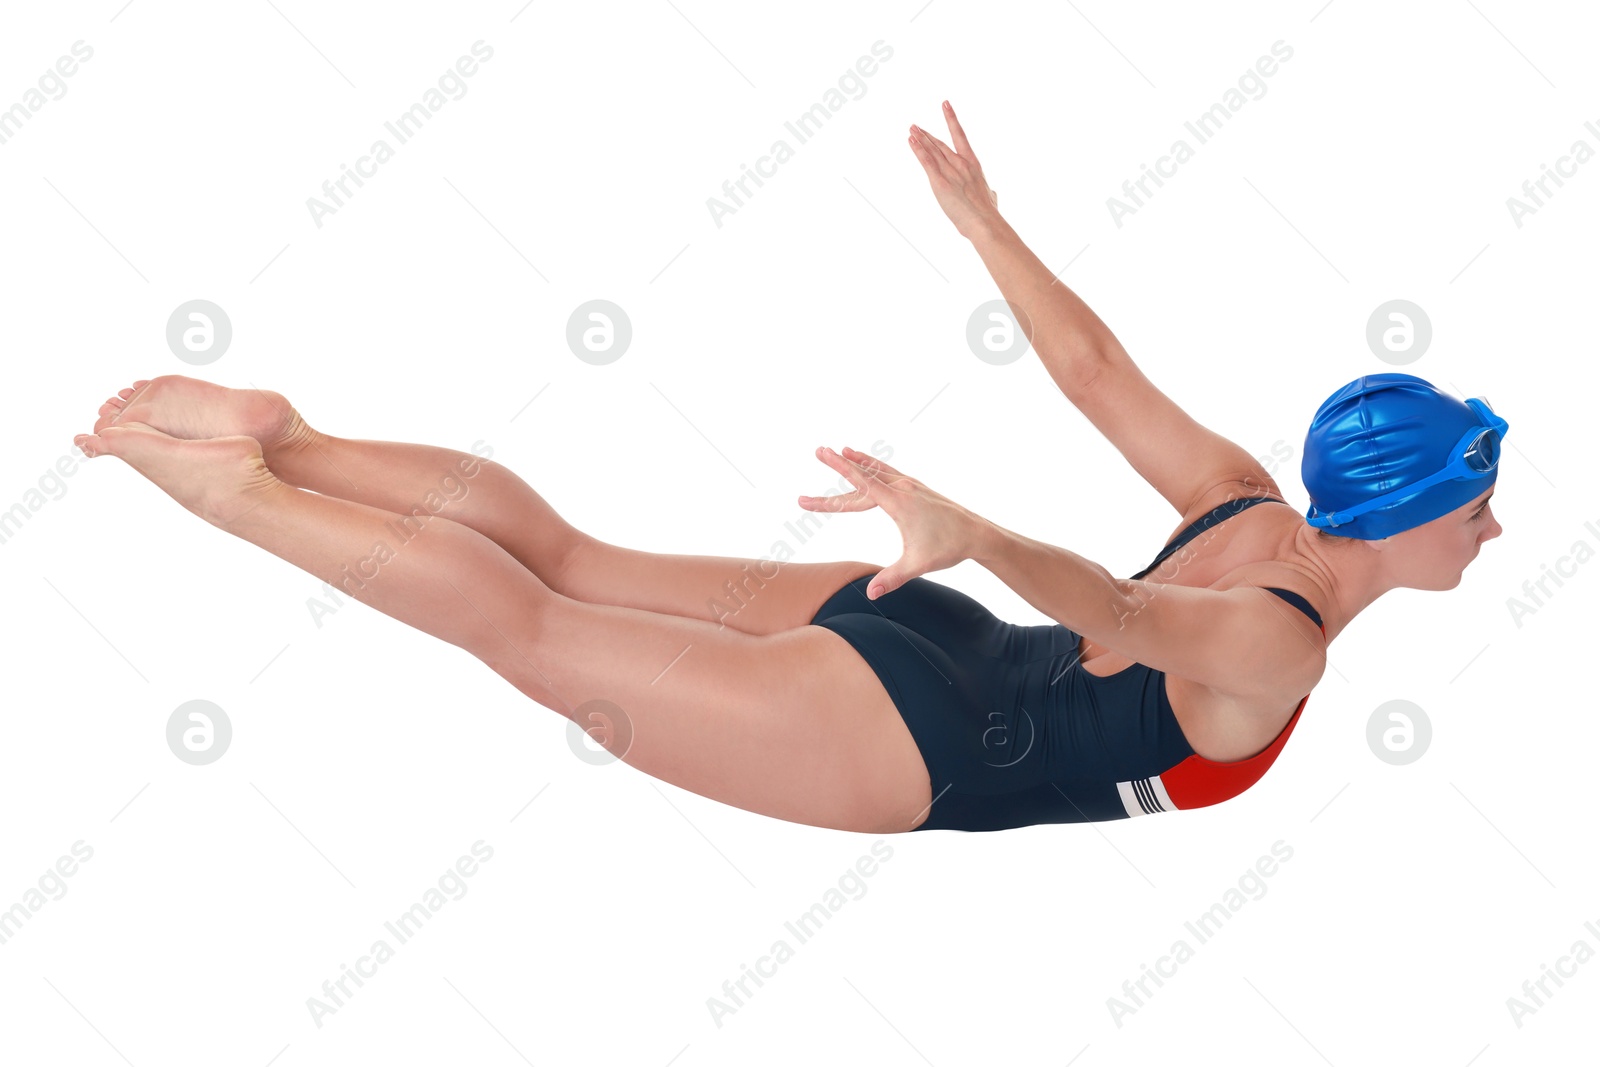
199,440,287,528
265,408,324,462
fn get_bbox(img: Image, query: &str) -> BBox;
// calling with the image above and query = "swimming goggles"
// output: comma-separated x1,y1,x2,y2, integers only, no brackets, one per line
1308,397,1506,529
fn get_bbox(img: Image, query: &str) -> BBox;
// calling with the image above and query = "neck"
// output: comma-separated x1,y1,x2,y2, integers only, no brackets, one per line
1285,522,1400,641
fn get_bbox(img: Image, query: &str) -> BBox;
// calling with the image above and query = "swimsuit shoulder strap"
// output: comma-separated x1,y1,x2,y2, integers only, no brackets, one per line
1131,495,1287,581
1262,586,1324,630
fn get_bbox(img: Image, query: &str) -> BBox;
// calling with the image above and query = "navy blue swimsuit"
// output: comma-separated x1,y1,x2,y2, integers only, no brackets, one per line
808,495,1325,832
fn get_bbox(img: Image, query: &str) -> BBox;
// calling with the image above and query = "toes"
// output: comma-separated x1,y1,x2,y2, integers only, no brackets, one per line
76,422,151,457
77,428,121,458
108,394,133,424
88,382,158,441
82,422,153,458
111,420,166,438
93,388,134,431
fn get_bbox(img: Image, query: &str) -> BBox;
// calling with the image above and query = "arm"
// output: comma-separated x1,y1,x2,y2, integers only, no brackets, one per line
966,216,1282,516
969,517,1323,702
910,107,1283,518
807,447,1320,701
964,214,1118,399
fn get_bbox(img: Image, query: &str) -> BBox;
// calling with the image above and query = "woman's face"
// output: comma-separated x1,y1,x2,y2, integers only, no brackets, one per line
1390,484,1502,589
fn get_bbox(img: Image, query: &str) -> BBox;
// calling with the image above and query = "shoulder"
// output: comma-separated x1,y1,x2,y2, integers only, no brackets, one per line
1173,476,1290,531
1069,351,1292,522
1145,477,1294,561
1090,581,1325,706
1097,478,1327,704
1205,584,1327,702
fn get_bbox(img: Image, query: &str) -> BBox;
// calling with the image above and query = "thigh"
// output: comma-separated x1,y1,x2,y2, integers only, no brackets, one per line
492,593,935,833
554,539,879,637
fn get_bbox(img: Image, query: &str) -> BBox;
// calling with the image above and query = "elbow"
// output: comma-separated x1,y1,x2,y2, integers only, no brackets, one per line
1069,363,1103,399
1064,344,1123,399
1108,578,1152,633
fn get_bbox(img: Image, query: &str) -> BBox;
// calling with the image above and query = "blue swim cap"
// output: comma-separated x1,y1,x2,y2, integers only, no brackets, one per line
1302,373,1505,540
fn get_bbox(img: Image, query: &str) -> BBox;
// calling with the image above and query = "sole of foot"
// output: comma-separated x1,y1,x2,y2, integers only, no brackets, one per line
93,374,311,453
73,421,283,527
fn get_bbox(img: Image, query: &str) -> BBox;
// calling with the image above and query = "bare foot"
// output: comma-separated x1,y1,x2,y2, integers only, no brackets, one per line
92,375,313,454
73,420,283,527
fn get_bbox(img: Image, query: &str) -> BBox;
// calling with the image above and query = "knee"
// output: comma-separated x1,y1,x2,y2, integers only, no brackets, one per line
549,534,608,597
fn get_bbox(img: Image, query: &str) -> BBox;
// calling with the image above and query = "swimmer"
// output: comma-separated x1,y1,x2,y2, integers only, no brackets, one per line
73,101,1507,833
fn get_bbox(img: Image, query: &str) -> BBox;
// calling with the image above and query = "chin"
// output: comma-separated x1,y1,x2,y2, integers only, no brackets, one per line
1412,570,1464,592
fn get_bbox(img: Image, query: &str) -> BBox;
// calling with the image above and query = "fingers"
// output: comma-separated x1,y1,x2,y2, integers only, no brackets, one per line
907,130,935,167
942,99,978,162
816,445,862,486
907,131,953,191
867,562,913,600
919,115,962,164
910,124,959,169
818,445,887,483
798,489,871,512
866,566,897,600
811,446,880,507
834,447,910,493
841,446,903,479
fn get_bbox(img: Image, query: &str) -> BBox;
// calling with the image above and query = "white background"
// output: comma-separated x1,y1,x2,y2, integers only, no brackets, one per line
2,0,1597,1063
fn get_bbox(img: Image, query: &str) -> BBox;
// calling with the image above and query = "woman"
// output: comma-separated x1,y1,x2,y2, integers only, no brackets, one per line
72,102,1507,834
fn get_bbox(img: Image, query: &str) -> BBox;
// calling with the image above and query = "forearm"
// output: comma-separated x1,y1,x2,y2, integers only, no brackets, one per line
969,516,1130,636
966,216,1123,395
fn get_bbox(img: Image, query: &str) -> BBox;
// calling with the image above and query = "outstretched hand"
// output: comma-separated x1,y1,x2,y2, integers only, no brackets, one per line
909,100,1001,240
800,446,983,600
